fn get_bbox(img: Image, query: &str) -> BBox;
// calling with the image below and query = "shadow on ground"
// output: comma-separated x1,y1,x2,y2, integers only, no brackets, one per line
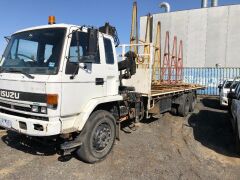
201,97,227,110
1,131,58,156
188,107,238,157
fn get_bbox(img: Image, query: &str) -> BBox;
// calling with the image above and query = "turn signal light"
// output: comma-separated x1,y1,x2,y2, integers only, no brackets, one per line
47,94,58,107
48,16,56,25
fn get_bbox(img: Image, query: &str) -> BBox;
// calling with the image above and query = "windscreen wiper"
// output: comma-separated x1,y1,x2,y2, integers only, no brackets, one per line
0,68,35,79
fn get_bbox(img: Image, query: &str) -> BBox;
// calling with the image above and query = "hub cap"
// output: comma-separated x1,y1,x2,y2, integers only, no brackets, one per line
92,123,112,152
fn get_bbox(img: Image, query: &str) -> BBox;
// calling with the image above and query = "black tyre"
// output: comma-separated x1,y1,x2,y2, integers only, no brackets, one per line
76,110,116,163
178,94,190,117
189,93,197,112
170,104,178,116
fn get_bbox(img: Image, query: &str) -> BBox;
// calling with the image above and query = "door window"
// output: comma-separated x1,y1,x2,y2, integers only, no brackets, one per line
103,38,114,64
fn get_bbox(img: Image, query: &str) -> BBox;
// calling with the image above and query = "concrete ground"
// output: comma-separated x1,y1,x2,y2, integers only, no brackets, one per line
0,97,240,180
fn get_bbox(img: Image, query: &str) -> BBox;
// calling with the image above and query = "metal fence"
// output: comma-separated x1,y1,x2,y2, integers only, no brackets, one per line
183,67,240,96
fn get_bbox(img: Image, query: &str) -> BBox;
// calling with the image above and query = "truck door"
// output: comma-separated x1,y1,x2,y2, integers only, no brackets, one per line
61,28,107,116
103,36,119,96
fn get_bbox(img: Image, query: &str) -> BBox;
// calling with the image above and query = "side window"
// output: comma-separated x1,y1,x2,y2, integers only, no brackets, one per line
103,38,114,64
237,83,240,98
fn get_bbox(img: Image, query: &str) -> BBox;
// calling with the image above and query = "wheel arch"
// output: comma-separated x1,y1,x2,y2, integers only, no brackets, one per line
73,95,123,131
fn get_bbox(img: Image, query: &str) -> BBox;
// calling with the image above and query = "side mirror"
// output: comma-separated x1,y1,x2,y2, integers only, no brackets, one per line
218,84,223,89
76,28,98,64
4,36,10,43
88,29,98,55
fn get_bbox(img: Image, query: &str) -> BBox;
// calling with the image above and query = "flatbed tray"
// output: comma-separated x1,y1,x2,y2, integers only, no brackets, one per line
142,83,205,97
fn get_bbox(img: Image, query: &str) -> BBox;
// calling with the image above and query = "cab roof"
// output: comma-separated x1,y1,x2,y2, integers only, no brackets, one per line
13,23,114,40
14,23,79,34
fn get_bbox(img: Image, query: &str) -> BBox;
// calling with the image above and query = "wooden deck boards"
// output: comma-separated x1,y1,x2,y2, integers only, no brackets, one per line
150,83,204,96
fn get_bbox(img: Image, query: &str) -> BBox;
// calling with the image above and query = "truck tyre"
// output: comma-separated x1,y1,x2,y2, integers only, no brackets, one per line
189,93,197,112
178,94,190,117
170,104,178,116
76,110,116,163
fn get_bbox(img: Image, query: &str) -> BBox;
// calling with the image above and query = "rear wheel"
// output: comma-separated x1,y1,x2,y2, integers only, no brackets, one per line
178,94,190,117
189,93,197,112
76,110,116,163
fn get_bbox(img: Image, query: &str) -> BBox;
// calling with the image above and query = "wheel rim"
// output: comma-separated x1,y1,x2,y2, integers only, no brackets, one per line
92,123,112,152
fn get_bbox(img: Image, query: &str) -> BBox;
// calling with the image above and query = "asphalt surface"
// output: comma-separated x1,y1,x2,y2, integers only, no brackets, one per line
0,97,240,180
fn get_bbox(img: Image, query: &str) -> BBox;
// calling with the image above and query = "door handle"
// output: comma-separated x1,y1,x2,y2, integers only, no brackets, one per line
95,78,104,85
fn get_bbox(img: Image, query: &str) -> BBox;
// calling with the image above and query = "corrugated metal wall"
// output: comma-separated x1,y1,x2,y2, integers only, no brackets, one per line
140,5,240,68
183,67,240,95
155,67,240,95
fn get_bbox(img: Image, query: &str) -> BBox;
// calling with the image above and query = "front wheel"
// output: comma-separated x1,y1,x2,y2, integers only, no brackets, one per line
76,110,116,163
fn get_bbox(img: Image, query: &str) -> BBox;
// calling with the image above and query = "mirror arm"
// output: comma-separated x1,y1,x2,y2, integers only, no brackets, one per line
70,64,80,80
4,36,10,43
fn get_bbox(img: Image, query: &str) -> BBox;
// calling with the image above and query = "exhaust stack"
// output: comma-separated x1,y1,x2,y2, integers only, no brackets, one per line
211,0,218,7
160,2,170,13
201,0,208,8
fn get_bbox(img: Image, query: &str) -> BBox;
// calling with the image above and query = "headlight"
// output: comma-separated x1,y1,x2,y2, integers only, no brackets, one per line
31,105,39,113
40,107,47,114
31,105,47,114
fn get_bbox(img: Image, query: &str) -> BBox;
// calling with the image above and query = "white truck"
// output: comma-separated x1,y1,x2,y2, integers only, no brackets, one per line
0,20,203,163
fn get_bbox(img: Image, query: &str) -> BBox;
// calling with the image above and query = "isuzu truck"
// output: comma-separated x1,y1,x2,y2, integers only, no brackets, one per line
0,18,203,163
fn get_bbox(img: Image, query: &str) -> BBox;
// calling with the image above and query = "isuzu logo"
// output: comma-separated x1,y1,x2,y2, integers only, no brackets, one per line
0,90,20,100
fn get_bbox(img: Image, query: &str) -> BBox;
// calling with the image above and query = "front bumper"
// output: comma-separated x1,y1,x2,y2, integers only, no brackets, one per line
220,97,228,106
0,112,61,136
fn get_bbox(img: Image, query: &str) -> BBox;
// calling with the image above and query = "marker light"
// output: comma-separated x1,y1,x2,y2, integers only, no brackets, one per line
48,16,56,25
47,94,58,107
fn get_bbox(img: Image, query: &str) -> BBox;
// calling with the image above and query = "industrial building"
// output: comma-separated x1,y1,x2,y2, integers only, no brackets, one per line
140,3,240,68
139,1,240,95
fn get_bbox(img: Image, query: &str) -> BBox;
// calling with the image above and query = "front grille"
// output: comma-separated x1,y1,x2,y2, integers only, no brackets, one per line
14,105,32,112
0,108,49,121
0,101,11,109
0,101,32,112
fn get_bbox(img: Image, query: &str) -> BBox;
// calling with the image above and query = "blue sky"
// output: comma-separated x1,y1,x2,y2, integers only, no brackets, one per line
0,0,239,55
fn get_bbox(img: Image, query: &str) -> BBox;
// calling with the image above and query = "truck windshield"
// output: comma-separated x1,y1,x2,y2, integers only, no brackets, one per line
1,28,66,75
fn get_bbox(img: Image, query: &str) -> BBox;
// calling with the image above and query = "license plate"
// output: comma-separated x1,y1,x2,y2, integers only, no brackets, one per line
0,118,12,128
